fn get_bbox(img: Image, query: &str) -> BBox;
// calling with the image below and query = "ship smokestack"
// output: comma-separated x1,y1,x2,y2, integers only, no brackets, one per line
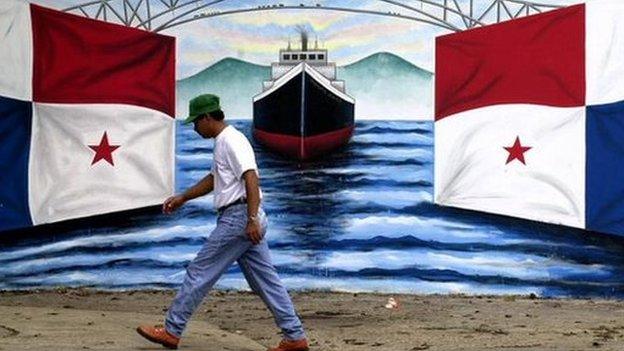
296,25,309,51
301,31,308,51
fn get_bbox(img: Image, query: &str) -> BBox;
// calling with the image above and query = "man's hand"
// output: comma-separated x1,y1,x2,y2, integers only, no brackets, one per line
163,195,186,214
245,219,263,245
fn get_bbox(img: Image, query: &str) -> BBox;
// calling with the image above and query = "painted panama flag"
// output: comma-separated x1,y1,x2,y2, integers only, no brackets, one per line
435,0,624,237
0,2,176,232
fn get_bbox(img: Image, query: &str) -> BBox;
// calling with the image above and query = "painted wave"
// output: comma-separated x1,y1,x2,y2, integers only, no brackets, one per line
2,120,624,298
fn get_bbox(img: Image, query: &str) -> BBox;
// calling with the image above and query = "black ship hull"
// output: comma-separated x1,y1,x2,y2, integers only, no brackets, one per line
253,64,355,160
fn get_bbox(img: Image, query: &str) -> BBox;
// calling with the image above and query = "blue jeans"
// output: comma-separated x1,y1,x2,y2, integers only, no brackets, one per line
165,204,306,341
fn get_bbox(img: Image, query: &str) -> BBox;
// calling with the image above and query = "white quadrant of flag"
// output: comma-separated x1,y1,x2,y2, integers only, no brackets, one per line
0,1,32,101
29,103,175,224
435,104,586,228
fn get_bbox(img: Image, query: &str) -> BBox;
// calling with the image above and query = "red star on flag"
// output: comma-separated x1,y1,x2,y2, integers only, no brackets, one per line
503,136,532,165
88,132,120,166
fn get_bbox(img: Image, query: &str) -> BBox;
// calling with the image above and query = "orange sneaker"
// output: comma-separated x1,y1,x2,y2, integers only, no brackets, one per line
136,325,180,349
267,338,309,351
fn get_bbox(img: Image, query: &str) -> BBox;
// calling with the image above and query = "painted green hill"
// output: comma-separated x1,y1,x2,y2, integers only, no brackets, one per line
338,52,432,119
177,58,270,119
177,52,433,120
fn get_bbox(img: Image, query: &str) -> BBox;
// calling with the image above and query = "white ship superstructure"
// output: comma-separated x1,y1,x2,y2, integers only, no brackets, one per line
261,33,346,93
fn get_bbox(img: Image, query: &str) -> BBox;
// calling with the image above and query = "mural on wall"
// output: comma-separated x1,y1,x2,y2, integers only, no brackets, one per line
2,0,624,299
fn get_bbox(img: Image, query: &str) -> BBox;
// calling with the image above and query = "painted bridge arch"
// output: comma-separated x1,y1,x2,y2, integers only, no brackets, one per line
63,0,563,33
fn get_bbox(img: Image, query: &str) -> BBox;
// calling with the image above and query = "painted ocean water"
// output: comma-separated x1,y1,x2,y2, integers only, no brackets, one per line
1,120,624,298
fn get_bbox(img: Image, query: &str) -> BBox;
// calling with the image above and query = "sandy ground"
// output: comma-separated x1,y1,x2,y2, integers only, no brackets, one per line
0,288,623,351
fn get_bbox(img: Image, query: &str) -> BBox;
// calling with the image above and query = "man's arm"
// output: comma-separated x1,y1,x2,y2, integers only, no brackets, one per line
243,170,262,244
163,173,214,214
182,173,215,201
243,170,260,219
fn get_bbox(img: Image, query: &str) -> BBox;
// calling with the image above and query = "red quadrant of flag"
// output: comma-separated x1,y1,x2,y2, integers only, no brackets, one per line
30,4,176,117
435,4,585,121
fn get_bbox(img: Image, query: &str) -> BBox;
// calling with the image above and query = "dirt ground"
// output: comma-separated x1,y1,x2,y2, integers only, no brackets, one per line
1,288,623,350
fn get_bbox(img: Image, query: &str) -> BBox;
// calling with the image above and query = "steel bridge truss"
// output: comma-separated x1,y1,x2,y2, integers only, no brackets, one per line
62,0,563,33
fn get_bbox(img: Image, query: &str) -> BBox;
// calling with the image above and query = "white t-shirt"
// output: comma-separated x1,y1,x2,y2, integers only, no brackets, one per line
211,125,263,209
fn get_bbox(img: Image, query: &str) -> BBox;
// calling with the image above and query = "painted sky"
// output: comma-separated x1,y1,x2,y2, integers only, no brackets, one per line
31,0,574,79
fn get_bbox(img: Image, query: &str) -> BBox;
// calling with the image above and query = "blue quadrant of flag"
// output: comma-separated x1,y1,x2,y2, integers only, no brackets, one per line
586,100,624,234
0,95,33,230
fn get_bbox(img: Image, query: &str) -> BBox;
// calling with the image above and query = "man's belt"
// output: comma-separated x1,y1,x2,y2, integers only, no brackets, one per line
217,197,247,213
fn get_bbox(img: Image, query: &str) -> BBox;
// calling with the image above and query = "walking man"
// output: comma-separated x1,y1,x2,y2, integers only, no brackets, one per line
137,94,309,351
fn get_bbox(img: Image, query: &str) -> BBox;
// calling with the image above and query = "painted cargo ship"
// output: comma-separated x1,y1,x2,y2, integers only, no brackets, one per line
252,31,355,160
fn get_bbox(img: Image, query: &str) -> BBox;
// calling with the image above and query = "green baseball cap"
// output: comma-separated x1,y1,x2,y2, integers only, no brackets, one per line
183,94,221,124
